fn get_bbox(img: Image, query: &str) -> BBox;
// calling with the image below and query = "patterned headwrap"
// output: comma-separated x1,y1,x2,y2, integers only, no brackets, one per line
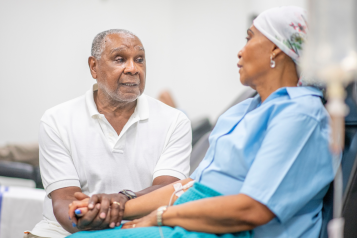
253,6,308,86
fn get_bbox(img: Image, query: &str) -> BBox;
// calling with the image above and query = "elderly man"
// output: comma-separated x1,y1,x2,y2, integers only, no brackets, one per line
27,29,191,238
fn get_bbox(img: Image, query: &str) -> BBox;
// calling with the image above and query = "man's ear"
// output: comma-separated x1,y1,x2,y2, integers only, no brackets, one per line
88,56,98,79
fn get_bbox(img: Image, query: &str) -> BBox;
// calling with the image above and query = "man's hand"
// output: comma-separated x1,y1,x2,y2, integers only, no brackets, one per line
69,176,179,231
73,192,129,230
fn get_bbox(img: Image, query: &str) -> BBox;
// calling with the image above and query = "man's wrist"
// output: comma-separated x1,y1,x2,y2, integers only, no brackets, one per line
118,189,137,200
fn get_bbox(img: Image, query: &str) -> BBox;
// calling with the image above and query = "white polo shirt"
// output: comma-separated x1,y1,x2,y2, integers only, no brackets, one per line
34,84,191,237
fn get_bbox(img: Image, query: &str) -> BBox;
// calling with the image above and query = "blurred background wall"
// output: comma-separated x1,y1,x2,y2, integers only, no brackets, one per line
0,0,306,144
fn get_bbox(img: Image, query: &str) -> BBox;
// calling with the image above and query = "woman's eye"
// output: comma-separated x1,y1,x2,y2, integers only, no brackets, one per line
245,37,251,42
115,57,124,62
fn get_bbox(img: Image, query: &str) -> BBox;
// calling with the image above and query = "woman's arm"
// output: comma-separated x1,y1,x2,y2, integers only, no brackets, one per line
123,193,275,234
123,178,193,219
69,178,193,221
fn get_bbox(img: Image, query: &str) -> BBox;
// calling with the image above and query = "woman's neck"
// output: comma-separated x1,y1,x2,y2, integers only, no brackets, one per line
255,62,298,102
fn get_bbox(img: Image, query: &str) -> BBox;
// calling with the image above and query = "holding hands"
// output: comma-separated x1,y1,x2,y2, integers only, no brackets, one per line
69,192,129,230
68,177,185,232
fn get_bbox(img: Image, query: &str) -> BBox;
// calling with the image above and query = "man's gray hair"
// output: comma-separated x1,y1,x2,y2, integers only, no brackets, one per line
91,29,137,59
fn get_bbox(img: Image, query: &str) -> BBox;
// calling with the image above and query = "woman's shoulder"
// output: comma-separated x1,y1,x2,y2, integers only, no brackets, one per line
269,87,329,122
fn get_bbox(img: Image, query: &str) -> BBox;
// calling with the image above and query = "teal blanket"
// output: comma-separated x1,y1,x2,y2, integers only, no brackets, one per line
67,182,252,238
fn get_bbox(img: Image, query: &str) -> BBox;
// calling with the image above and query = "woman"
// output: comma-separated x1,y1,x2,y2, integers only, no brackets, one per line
68,6,334,238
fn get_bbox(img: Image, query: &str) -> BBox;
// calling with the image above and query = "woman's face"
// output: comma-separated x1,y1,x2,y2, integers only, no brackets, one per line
237,25,275,88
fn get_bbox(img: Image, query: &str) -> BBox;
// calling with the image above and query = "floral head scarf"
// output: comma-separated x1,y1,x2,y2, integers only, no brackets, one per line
253,6,308,85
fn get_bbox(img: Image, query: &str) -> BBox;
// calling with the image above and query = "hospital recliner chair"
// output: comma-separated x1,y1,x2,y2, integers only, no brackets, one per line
319,82,357,238
0,161,43,188
191,118,212,147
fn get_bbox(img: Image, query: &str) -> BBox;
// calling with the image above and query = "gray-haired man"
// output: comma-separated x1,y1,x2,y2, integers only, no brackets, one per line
27,29,191,238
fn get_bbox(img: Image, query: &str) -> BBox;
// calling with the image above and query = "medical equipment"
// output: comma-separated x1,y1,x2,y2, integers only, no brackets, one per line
158,181,195,238
168,181,195,207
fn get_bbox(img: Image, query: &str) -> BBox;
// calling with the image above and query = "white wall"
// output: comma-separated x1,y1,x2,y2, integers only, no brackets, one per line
246,0,306,15
0,0,306,145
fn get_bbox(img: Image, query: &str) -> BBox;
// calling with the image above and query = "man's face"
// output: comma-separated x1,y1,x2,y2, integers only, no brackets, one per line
89,33,146,103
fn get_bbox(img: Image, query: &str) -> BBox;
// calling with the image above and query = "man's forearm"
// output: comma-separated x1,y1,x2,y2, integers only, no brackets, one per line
135,184,170,197
51,186,83,233
53,199,79,233
134,175,181,197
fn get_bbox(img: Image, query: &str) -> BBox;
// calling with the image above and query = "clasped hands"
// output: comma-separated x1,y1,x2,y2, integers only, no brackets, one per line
68,192,159,231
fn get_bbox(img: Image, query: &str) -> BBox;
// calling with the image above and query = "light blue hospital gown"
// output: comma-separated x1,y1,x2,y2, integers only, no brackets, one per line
191,86,334,238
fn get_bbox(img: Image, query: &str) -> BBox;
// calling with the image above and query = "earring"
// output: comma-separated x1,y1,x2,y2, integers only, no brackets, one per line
270,55,276,68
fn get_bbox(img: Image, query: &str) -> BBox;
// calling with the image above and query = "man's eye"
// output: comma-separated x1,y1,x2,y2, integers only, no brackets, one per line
115,57,124,62
136,58,144,63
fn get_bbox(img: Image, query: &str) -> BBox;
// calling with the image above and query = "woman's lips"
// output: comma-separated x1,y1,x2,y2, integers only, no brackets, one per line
237,64,243,68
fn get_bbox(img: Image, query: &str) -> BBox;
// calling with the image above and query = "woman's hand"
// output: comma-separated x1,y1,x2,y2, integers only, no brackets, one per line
68,192,90,223
122,209,158,229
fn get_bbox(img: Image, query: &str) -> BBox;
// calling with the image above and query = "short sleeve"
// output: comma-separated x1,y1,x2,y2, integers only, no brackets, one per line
240,113,334,223
39,122,80,197
153,113,192,180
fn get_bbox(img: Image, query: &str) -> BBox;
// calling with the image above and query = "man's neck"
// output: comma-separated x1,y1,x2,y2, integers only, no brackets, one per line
94,89,137,118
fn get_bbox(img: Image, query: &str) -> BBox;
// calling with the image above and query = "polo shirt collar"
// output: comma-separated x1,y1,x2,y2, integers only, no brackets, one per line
135,93,149,120
86,83,149,120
